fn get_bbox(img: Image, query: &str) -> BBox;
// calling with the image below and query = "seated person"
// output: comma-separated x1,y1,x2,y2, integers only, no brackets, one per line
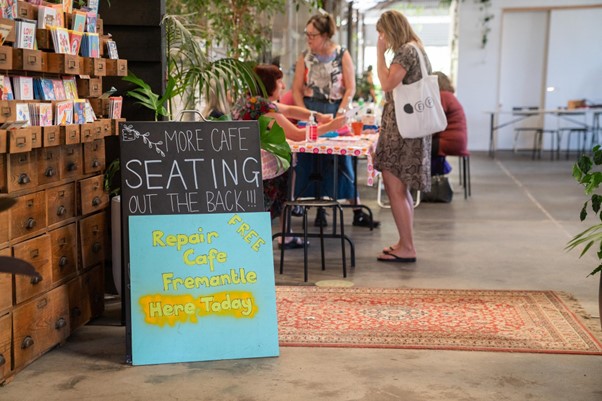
231,64,346,249
431,72,467,175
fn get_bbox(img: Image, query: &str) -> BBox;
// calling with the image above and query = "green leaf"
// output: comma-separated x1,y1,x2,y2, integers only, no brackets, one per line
580,202,588,221
592,194,602,214
577,155,593,175
258,115,291,173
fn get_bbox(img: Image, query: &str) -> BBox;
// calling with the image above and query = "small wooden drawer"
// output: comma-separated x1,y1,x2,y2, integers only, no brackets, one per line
49,224,77,283
36,147,61,186
35,29,52,51
77,77,102,98
46,182,75,227
12,49,46,72
13,234,52,304
79,211,107,270
0,130,6,153
60,124,80,145
7,152,38,193
99,118,112,137
16,1,36,20
30,126,42,149
105,59,127,76
112,118,126,136
82,58,106,77
0,248,12,312
0,155,6,193
0,205,8,245
0,101,17,123
0,46,13,70
13,286,70,370
0,19,15,43
42,125,60,147
8,128,33,153
83,139,105,174
59,144,82,181
0,312,11,381
89,98,109,117
67,264,104,331
79,175,108,215
9,190,45,241
80,121,102,143
46,53,81,75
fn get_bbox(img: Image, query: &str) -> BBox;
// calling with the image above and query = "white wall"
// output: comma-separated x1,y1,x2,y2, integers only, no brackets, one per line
456,0,602,151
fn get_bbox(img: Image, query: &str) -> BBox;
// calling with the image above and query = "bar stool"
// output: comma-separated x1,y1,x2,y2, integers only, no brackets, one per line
277,198,347,282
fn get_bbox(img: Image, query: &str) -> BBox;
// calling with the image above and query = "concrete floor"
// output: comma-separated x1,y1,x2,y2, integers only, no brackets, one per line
2,151,602,401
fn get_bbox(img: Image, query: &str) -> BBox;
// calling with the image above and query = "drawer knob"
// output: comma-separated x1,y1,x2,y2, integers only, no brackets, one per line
18,173,30,184
92,242,101,253
92,196,101,206
30,274,42,285
67,162,77,171
26,217,36,230
55,317,67,330
57,205,66,216
59,256,68,267
21,336,34,349
0,353,4,366
92,159,100,168
45,167,55,177
71,307,82,318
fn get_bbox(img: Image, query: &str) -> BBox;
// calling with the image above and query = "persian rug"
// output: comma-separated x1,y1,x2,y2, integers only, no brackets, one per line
276,286,602,355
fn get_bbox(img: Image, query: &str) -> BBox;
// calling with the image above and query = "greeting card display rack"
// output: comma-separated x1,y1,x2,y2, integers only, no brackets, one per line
0,2,127,384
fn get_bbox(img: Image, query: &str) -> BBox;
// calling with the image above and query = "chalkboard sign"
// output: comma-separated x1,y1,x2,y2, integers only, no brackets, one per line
119,121,279,365
120,121,265,215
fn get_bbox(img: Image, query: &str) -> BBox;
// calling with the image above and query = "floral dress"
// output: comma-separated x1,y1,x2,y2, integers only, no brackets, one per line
374,43,432,191
231,95,288,219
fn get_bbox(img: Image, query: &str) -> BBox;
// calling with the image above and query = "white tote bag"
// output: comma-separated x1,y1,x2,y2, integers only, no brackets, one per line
392,43,447,139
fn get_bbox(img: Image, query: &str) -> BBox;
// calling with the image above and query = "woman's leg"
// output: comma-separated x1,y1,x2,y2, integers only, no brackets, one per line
378,170,416,259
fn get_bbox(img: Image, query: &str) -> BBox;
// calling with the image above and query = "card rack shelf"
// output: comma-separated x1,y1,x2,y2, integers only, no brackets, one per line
0,2,126,384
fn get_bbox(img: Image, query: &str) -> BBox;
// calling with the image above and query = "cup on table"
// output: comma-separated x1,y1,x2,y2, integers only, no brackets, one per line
351,121,363,136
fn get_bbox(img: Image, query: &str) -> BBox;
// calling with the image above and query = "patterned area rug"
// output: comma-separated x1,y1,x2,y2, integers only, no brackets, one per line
276,287,602,354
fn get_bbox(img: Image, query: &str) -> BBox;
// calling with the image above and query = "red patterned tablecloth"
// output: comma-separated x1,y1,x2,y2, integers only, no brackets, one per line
288,134,379,186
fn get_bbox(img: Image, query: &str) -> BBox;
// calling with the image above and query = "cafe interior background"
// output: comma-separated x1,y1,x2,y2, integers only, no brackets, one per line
270,0,602,153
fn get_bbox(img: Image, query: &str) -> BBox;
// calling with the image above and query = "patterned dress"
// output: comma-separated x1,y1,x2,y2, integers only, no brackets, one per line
231,95,288,219
375,43,432,191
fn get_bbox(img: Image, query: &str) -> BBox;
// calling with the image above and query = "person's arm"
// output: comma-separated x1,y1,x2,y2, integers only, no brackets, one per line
292,54,306,107
264,112,346,142
376,36,407,92
278,103,333,123
338,49,356,112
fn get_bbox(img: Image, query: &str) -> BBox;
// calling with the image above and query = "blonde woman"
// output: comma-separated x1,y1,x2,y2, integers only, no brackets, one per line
375,10,433,263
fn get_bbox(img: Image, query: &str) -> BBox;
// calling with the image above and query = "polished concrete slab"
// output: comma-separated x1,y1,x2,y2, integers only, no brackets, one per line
2,151,601,401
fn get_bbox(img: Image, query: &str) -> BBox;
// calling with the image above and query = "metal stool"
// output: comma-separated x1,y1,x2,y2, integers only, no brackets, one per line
276,199,348,282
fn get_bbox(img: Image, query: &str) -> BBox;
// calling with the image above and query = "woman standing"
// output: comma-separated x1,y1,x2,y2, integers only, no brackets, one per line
292,13,378,228
375,10,432,262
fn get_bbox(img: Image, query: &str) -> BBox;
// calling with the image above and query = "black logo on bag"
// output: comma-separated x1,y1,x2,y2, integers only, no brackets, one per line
403,96,435,114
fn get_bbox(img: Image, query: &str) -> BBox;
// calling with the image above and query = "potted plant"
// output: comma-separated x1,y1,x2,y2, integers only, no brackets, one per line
566,144,602,328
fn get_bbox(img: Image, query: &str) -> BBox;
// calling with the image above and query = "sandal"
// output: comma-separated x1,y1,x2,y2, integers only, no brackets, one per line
377,251,416,263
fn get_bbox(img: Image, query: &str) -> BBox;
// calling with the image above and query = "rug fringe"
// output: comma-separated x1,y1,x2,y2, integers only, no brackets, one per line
555,291,601,341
